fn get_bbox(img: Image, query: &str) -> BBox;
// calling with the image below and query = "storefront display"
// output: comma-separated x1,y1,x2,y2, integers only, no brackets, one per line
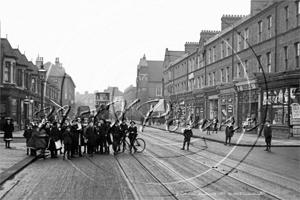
220,94,234,123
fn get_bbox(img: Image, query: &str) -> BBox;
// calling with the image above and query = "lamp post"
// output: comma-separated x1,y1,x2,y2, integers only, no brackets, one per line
38,63,47,119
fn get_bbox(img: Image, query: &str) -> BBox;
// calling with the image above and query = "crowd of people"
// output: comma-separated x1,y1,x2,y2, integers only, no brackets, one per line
21,117,138,160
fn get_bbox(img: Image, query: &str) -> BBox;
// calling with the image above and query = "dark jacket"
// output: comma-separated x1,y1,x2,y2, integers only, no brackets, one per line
85,126,97,146
3,123,14,140
128,126,137,137
183,128,193,138
225,125,234,137
23,128,33,143
62,130,73,146
264,126,272,137
112,125,121,140
120,123,128,137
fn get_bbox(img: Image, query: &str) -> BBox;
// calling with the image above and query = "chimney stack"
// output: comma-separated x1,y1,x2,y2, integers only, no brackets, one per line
36,56,43,68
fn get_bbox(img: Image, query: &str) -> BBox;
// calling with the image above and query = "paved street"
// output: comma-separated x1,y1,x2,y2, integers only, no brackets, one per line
0,126,299,200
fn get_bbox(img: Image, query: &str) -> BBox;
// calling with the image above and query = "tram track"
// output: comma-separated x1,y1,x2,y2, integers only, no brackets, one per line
142,129,300,185
140,130,299,199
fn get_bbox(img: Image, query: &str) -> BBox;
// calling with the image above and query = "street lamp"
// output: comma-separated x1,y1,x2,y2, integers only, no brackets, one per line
38,63,47,119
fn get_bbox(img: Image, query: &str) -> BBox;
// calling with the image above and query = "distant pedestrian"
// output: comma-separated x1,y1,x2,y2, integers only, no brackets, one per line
212,116,219,134
263,120,272,151
23,123,33,155
181,124,193,150
3,117,14,148
225,122,234,146
62,125,73,160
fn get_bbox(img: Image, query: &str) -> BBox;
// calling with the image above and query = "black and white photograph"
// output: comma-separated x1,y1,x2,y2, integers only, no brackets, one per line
0,0,300,199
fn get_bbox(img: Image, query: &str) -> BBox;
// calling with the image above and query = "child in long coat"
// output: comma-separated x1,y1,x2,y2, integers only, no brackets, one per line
3,118,14,148
62,126,73,160
23,123,33,155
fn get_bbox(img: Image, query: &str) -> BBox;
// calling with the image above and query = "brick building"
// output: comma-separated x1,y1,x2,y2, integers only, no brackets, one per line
0,38,60,130
123,84,136,120
44,58,76,118
136,55,163,121
164,0,300,138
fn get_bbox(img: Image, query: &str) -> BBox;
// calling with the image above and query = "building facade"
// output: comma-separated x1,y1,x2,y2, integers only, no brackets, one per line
136,55,163,121
163,0,300,138
44,58,76,118
123,84,137,120
0,39,60,130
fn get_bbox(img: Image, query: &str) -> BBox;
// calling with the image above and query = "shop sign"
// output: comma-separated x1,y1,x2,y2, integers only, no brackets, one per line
228,104,233,113
291,103,300,125
236,83,257,91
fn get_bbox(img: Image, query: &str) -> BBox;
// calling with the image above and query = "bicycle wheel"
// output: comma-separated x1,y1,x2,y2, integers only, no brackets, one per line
134,138,146,153
120,139,129,152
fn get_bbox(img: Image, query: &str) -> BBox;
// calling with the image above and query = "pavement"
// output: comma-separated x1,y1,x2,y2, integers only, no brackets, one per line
0,124,299,188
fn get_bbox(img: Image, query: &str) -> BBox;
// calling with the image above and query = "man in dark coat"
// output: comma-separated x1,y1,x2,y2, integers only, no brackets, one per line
3,118,14,148
225,122,234,146
84,121,97,157
263,120,272,151
48,122,60,158
97,119,107,154
181,124,193,150
120,118,128,152
112,120,121,155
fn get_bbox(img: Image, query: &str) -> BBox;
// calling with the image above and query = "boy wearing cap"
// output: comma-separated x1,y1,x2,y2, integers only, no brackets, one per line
264,120,272,151
62,125,73,160
181,124,193,150
128,121,138,153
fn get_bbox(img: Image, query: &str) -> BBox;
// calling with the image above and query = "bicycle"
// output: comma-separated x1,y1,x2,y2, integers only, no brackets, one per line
119,135,146,153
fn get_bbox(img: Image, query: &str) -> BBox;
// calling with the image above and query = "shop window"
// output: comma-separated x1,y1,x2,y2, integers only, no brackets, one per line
239,91,258,125
262,88,289,125
220,95,234,123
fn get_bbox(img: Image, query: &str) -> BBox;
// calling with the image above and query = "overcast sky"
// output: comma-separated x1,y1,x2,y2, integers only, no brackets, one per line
0,0,250,94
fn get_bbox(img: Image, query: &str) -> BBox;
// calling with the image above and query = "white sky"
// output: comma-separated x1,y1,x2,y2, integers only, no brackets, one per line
0,0,250,94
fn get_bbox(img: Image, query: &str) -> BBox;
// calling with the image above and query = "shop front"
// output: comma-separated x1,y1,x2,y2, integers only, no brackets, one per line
203,85,219,120
236,80,259,132
0,87,33,130
194,90,205,124
185,92,194,122
255,69,300,138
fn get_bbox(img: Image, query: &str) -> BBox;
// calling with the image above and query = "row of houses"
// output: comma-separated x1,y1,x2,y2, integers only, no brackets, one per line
0,38,76,131
124,0,300,138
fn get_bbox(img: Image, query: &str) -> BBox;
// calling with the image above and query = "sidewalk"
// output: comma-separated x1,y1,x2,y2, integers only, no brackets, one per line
147,123,300,147
0,142,36,186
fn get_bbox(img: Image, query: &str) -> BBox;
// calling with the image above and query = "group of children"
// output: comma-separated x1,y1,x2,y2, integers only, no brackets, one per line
22,118,139,160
